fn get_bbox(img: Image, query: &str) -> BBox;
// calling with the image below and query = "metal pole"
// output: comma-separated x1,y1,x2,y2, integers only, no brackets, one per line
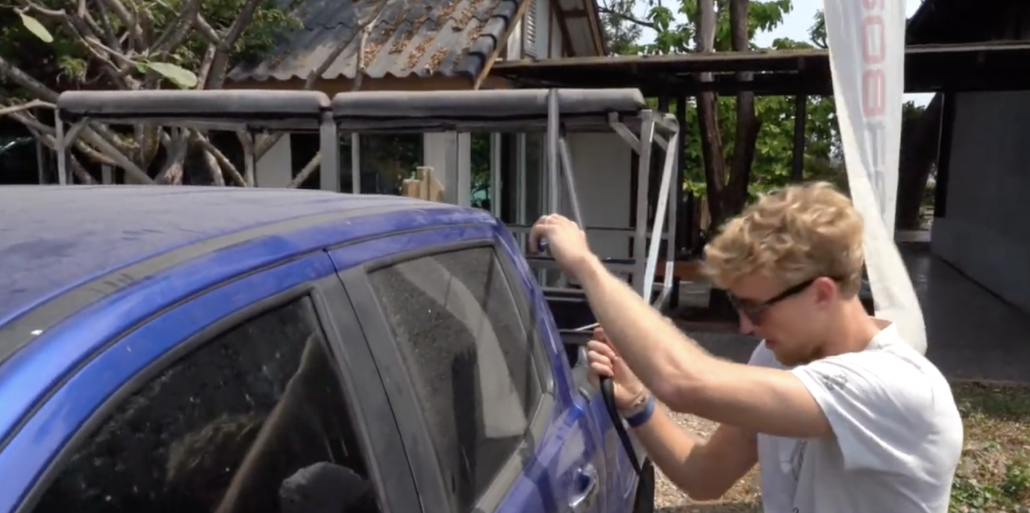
243,132,256,186
319,113,340,192
55,114,67,185
35,139,46,185
350,133,361,193
558,135,583,226
645,128,679,307
634,110,655,298
546,89,561,214
457,132,472,207
673,95,688,308
516,134,528,246
791,94,808,183
490,133,503,217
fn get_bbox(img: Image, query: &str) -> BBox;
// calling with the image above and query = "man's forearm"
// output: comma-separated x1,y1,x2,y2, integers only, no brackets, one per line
633,404,703,495
576,256,716,403
633,404,754,501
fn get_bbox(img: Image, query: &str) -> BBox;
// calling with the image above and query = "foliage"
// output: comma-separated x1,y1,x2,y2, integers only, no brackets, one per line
809,9,827,49
598,0,645,55
642,0,792,54
0,0,300,185
0,0,296,97
949,383,1030,513
679,69,841,202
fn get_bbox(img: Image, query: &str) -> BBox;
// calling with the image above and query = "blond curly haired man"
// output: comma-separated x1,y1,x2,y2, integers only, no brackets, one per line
530,182,962,513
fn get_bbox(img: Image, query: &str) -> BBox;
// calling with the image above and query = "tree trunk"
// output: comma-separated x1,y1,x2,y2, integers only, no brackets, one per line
694,0,726,226
895,94,943,230
723,0,760,219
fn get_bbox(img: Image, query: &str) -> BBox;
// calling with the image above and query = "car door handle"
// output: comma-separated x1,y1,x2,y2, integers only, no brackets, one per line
569,463,599,513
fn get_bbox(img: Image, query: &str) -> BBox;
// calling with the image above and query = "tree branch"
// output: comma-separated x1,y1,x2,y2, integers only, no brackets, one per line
152,0,203,53
204,0,263,89
95,0,143,48
0,53,58,102
597,6,656,30
0,99,54,117
190,130,246,186
156,128,188,184
193,15,221,44
289,153,321,188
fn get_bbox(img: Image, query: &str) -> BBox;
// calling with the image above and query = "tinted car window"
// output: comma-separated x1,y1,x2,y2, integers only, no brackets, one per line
32,297,379,513
368,246,542,512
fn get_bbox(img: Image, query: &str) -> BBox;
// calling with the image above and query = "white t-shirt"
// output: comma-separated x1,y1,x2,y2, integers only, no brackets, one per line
746,325,963,513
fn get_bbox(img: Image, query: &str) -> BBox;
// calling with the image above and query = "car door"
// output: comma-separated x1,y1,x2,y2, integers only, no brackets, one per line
3,253,418,513
501,230,644,513
493,229,618,513
331,223,607,513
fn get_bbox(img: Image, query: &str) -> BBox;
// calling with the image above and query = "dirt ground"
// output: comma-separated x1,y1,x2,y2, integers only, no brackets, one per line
652,383,1030,513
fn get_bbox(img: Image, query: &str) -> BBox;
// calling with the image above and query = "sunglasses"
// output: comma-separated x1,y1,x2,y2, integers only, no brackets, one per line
728,278,819,325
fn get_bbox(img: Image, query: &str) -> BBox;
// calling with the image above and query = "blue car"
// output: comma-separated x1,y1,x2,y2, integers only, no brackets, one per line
0,186,652,513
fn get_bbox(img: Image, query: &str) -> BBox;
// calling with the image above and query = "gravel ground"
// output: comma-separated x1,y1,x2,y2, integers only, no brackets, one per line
652,410,763,513
653,329,764,513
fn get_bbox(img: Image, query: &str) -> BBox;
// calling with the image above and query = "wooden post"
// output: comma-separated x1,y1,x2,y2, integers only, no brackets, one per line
402,166,445,202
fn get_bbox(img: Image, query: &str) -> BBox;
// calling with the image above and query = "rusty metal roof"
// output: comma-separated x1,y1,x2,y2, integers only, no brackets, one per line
228,0,521,83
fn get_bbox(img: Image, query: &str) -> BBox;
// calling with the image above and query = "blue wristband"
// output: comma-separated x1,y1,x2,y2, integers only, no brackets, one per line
624,395,656,428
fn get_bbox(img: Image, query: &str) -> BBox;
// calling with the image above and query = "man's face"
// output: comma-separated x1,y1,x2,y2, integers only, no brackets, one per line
728,272,836,366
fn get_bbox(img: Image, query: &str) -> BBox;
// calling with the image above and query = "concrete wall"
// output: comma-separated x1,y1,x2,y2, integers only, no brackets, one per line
932,91,1030,316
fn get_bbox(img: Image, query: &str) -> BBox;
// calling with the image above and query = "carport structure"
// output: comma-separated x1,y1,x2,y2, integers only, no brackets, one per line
492,38,1030,351
53,90,338,188
53,87,681,309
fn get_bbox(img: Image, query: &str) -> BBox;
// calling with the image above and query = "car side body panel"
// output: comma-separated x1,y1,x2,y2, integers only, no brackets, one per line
0,199,638,513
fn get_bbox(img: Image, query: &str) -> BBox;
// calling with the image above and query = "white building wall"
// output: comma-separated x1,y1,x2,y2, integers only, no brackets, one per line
562,133,633,260
932,91,1030,316
506,21,523,60
535,0,551,57
549,8,563,57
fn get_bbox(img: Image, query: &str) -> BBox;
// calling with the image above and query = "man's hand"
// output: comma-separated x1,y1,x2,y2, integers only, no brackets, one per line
529,213,596,280
586,327,649,415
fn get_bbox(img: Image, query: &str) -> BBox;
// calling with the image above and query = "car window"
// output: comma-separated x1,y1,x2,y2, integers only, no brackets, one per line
368,246,542,512
31,296,380,513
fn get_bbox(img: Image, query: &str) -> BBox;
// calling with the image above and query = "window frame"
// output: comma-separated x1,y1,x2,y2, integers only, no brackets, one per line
15,270,418,513
339,235,555,513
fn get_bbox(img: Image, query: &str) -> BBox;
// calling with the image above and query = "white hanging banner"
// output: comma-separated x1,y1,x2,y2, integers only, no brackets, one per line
822,0,927,354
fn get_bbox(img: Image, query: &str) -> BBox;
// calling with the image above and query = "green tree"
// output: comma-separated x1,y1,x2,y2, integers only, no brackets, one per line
623,0,842,226
0,0,299,185
598,0,646,55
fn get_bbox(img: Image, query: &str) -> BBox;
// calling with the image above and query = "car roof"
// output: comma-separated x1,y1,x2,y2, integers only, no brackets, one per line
0,186,448,328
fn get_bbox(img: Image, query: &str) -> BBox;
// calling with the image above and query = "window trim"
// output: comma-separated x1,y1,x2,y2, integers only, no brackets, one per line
307,275,423,513
16,275,418,513
347,236,556,513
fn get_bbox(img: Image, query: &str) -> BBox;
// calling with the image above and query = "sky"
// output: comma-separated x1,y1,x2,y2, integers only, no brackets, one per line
633,0,933,105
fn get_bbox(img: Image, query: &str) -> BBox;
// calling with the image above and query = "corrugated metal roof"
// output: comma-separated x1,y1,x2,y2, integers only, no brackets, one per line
229,0,522,82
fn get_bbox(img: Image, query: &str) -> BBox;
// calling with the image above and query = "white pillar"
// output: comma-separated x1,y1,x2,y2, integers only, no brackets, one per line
456,132,471,207
256,134,292,188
